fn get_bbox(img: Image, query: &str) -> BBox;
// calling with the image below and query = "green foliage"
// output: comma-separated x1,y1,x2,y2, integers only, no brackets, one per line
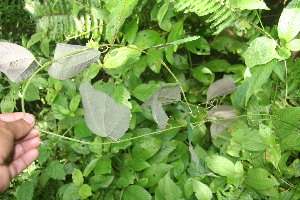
1,0,300,199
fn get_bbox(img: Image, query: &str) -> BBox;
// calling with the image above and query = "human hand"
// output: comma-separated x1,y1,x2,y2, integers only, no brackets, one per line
0,113,40,194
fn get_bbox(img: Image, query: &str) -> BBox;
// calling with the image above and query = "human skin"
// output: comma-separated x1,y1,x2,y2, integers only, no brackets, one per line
0,113,40,194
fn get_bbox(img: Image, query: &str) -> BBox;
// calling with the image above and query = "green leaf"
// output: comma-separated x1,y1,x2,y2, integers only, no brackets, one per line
89,136,103,155
148,140,177,164
79,82,131,140
272,107,300,139
232,129,269,151
132,137,162,160
245,168,279,189
89,175,114,190
287,39,300,51
236,60,277,107
165,21,184,64
69,95,81,112
83,158,99,177
278,46,291,60
146,48,163,73
82,63,101,82
103,46,141,68
125,20,139,44
157,0,170,26
1,95,16,113
243,37,279,68
133,30,161,49
192,67,214,85
27,32,44,48
40,37,50,57
193,180,212,200
72,169,84,186
132,83,159,102
79,184,92,199
278,0,300,42
63,184,80,200
186,37,210,55
15,181,34,200
74,120,94,138
105,0,139,43
142,163,174,188
91,7,109,20
229,0,269,10
128,157,151,171
48,44,100,80
155,172,183,200
46,160,67,180
123,185,152,200
205,155,235,176
94,158,112,175
111,85,131,108
0,42,38,82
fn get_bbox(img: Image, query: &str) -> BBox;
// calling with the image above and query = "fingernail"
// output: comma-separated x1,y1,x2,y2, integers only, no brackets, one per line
23,114,35,124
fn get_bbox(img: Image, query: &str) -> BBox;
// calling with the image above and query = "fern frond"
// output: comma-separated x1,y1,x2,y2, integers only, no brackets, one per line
25,0,104,42
171,0,260,35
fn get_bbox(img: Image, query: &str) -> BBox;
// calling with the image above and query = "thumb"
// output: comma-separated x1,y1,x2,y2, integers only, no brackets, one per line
6,114,35,140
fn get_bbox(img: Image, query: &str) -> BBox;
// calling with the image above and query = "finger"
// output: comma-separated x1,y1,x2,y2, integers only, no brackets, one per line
17,129,40,142
8,149,39,178
0,112,26,122
12,137,41,160
0,166,10,194
5,114,36,140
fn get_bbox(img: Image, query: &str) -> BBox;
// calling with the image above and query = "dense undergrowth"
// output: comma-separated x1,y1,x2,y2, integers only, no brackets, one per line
0,0,300,199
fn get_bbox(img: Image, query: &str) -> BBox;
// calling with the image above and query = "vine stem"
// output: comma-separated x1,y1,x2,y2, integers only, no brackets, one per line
37,113,274,145
21,47,90,113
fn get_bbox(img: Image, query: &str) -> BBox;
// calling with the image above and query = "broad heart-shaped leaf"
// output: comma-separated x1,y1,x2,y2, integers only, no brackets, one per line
278,0,300,42
243,37,279,68
79,82,131,140
245,168,279,190
207,77,236,101
207,105,238,138
48,43,100,80
0,42,38,82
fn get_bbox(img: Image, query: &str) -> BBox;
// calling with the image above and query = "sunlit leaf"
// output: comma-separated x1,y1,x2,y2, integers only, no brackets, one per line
0,42,38,82
103,46,141,69
79,82,131,140
205,155,235,176
193,180,212,200
278,0,300,42
243,37,279,68
229,0,269,10
48,43,100,80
